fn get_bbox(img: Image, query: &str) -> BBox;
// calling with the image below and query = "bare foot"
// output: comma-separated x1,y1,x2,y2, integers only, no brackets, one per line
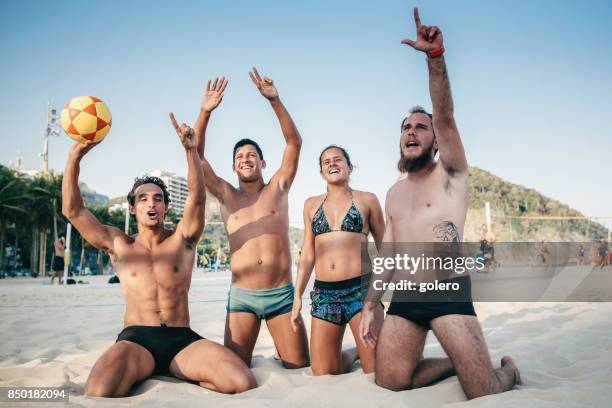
501,356,522,386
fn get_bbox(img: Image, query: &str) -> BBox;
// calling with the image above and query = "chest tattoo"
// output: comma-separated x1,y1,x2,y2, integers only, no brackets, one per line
433,221,460,242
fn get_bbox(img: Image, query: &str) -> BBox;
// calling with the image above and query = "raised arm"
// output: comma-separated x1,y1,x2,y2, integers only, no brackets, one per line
402,7,468,175
62,142,124,252
291,198,316,332
194,77,234,203
170,113,206,243
249,67,302,191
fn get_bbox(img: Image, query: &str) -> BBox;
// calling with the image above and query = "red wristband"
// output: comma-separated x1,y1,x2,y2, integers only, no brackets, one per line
427,47,445,59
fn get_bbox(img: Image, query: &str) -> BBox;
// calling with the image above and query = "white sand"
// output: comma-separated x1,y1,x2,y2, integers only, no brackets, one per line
1,272,611,407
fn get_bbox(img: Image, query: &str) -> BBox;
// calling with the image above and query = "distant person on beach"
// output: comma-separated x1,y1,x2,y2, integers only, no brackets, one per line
194,69,309,368
597,239,609,269
479,224,496,271
537,241,549,264
577,244,586,265
50,235,65,284
359,7,521,399
292,145,385,375
62,115,255,397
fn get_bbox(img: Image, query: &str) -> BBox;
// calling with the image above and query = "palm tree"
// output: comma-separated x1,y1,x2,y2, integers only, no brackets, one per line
23,173,64,277
0,166,28,272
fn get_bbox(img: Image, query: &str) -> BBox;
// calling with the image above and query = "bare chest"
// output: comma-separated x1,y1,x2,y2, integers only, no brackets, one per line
111,242,191,291
388,174,467,242
222,190,288,235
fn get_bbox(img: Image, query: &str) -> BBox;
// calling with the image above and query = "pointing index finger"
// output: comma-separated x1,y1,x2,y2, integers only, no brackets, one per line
414,7,421,29
169,112,180,131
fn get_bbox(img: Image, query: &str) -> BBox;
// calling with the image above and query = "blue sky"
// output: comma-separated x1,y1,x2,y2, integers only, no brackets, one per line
1,0,611,228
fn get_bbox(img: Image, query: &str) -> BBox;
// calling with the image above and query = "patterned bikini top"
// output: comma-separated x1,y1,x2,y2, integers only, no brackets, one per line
311,190,367,237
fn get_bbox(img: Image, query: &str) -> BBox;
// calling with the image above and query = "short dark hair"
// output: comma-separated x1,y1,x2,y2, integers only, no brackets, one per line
319,145,353,170
233,138,263,162
127,176,171,206
401,106,434,131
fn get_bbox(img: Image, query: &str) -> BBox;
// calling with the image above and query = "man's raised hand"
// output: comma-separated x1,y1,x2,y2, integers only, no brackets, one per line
201,76,228,113
401,7,443,53
249,67,278,100
169,113,196,150
69,140,100,160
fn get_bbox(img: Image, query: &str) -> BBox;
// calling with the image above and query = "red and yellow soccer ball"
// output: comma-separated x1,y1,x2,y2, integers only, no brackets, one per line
60,96,112,143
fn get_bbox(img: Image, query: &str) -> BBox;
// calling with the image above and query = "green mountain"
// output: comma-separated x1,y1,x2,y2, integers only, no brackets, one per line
464,167,607,242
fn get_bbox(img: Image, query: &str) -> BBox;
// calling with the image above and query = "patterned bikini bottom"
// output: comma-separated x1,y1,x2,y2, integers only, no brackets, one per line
310,275,368,325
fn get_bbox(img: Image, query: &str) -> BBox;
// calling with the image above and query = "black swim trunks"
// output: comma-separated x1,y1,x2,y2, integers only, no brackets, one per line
387,301,476,329
116,325,204,375
387,276,476,329
51,256,64,272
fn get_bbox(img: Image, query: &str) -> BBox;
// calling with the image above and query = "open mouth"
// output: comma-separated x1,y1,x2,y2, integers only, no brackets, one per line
405,141,420,150
240,164,254,170
147,211,157,218
328,168,340,175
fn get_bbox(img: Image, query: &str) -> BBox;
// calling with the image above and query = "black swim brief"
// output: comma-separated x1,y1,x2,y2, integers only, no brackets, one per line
116,325,204,375
387,275,476,329
387,301,476,329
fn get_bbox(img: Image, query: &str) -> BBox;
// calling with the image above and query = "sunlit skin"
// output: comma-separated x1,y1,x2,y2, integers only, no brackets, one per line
400,113,437,162
62,113,255,397
358,7,520,399
130,184,168,229
194,68,309,369
233,145,266,183
292,147,385,375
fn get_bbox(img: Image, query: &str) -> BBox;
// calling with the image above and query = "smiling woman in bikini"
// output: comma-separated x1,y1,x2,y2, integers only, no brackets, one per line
291,145,385,375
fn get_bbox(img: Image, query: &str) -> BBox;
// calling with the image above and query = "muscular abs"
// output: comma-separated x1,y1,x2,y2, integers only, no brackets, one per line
111,233,194,327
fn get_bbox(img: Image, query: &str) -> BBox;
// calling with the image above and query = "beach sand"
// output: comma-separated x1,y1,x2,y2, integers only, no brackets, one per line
1,272,611,407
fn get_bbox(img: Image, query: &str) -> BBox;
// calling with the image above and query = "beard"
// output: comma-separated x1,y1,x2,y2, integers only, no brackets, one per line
397,143,435,173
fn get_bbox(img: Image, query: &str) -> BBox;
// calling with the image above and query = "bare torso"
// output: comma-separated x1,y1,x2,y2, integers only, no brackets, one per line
387,163,468,243
310,190,372,282
221,182,292,289
110,231,195,327
54,240,65,257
